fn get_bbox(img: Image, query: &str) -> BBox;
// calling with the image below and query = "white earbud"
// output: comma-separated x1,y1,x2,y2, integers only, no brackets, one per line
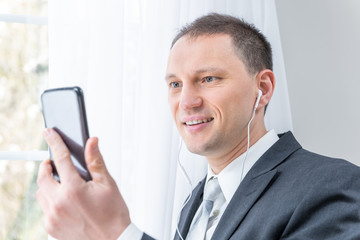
254,89,263,111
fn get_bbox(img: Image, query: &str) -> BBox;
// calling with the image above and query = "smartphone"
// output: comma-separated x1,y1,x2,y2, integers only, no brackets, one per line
41,86,92,182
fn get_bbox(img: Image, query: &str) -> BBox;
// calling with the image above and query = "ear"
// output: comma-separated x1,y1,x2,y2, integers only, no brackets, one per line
255,69,275,112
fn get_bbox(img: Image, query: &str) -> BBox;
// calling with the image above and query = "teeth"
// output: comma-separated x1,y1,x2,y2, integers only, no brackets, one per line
185,118,213,126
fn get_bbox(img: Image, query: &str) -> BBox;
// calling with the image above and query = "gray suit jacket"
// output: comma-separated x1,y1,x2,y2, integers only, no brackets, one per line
143,132,360,240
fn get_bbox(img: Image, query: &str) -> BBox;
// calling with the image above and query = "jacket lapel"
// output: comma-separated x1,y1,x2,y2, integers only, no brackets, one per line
211,131,302,239
174,178,206,240
211,170,277,240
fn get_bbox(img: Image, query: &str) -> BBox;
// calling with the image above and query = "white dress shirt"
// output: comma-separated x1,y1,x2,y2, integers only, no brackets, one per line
118,130,279,240
192,129,279,239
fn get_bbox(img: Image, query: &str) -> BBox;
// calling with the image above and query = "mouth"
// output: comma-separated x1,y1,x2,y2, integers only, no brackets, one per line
184,117,214,126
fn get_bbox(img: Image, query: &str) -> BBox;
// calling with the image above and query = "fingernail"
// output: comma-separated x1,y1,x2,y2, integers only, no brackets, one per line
92,138,99,152
43,128,51,139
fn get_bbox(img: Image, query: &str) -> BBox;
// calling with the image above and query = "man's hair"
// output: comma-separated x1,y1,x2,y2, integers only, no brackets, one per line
171,13,273,75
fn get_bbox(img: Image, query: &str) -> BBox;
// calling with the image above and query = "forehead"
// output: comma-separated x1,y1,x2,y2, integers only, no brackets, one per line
166,34,246,78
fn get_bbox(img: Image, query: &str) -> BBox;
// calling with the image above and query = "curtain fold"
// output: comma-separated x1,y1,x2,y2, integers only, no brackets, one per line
48,0,292,239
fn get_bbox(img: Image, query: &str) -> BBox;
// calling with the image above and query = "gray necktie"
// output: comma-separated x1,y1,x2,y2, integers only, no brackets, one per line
186,177,222,240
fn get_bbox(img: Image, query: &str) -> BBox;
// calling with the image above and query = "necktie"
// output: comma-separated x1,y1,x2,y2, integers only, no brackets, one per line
186,177,223,240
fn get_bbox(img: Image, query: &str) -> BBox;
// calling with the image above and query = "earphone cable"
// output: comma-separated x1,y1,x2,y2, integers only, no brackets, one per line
176,138,193,240
240,99,258,181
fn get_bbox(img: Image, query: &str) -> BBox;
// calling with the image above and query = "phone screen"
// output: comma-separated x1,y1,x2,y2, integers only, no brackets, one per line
41,87,92,182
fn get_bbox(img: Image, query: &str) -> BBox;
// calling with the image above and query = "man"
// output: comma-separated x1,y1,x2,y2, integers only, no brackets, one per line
37,13,360,240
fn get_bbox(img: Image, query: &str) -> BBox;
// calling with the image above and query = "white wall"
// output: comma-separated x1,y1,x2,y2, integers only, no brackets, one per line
275,0,360,166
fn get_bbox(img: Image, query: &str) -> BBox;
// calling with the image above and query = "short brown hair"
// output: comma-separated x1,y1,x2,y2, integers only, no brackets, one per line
171,13,273,75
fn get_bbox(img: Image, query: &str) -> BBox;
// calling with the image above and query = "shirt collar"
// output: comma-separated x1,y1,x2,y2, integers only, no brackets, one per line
205,129,279,203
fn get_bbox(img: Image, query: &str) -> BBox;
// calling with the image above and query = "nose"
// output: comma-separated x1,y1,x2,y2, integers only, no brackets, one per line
179,85,202,110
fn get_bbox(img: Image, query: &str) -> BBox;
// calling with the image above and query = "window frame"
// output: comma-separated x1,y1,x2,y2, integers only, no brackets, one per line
0,14,48,160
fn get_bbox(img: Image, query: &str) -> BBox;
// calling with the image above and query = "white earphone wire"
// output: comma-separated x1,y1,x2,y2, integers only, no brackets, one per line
176,138,193,240
240,91,261,180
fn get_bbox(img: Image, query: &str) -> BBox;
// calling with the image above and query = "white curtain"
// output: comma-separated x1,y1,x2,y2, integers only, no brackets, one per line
48,0,292,239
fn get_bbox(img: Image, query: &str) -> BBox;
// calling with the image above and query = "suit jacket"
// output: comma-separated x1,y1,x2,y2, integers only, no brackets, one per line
143,131,360,240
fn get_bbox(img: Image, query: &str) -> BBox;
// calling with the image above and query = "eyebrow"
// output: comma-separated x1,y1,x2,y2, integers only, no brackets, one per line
165,74,176,82
194,67,227,75
165,67,227,82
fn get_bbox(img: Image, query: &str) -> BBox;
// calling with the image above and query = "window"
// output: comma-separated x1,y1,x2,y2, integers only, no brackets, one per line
0,1,48,239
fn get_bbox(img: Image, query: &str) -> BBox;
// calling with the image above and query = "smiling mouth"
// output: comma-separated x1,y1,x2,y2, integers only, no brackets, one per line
185,118,214,126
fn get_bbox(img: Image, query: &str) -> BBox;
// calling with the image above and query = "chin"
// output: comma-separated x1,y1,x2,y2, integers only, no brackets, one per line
183,140,201,154
184,140,214,157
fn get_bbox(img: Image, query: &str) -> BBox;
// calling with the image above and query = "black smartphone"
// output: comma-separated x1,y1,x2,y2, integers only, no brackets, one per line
41,86,92,182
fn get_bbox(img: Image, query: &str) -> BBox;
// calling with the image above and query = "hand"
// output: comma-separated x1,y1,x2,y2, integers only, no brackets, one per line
37,128,131,240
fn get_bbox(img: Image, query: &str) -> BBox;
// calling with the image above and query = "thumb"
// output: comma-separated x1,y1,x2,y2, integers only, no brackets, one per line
85,137,111,182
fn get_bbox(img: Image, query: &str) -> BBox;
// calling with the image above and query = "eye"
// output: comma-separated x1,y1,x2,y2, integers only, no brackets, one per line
203,76,217,83
170,81,182,88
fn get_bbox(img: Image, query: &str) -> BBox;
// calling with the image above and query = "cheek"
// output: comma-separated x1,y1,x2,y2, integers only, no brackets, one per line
212,92,240,112
212,91,251,122
168,96,179,120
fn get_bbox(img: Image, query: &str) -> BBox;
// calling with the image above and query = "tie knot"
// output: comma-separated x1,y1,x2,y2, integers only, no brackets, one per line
204,177,222,202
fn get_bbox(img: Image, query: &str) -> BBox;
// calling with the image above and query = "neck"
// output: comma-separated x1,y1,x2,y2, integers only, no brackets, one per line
206,118,267,175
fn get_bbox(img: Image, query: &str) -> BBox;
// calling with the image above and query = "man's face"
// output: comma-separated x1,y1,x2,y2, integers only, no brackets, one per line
166,34,258,160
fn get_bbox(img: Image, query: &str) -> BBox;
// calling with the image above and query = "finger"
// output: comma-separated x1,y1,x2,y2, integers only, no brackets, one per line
84,137,111,182
43,128,81,183
37,158,58,189
36,187,50,214
37,159,56,213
